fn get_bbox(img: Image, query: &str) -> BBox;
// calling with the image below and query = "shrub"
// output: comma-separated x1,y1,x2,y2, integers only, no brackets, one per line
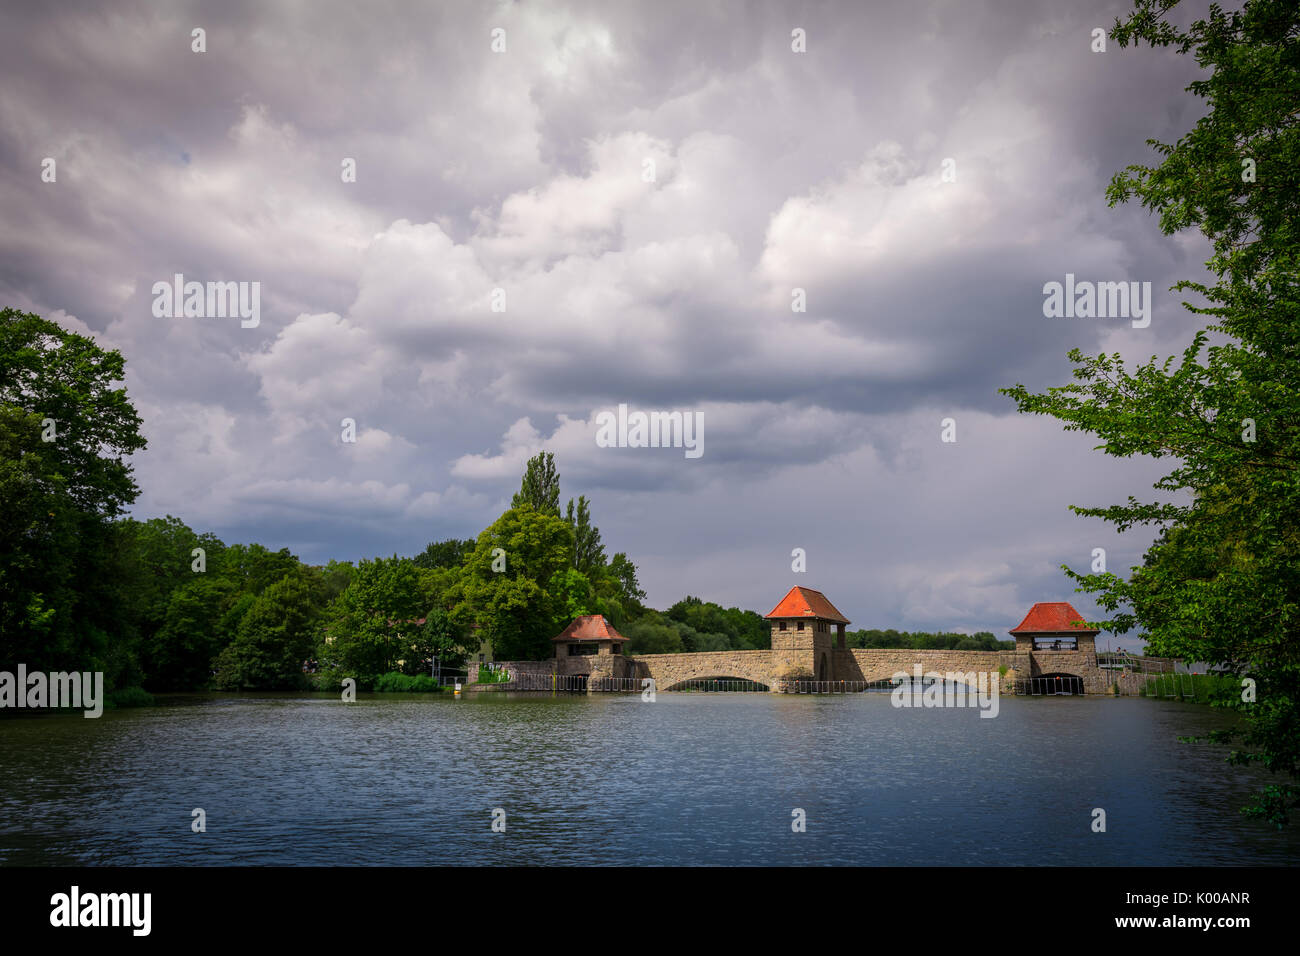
1140,672,1239,705
372,672,440,693
106,686,155,709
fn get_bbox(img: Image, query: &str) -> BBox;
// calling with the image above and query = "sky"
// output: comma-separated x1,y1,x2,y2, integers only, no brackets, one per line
0,0,1218,648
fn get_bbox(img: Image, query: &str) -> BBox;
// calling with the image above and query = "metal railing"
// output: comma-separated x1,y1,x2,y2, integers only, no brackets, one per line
775,679,901,694
1015,677,1086,696
663,678,769,693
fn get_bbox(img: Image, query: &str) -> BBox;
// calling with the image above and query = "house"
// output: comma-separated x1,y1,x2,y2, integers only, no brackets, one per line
551,615,636,683
1009,602,1098,654
553,614,629,658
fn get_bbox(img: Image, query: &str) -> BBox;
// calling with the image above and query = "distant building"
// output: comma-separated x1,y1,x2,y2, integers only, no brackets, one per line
764,586,851,681
1009,602,1098,655
552,614,629,658
464,623,493,672
550,615,636,684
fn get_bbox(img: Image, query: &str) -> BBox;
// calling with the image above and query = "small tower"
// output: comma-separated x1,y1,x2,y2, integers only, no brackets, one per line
764,586,850,682
552,614,634,684
1009,602,1099,662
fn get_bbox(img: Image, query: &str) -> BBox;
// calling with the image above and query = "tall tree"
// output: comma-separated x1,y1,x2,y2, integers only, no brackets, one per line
413,538,475,569
0,309,146,680
445,506,574,661
511,451,561,515
1002,0,1300,825
214,567,325,690
318,556,425,686
565,495,605,575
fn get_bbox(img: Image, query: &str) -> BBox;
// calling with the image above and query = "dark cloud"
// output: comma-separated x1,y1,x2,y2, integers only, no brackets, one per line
0,0,1208,645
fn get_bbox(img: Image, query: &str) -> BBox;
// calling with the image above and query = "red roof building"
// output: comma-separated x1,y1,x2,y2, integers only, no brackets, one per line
765,587,850,679
1009,602,1098,653
552,615,628,659
552,614,628,644
764,586,850,624
1009,602,1098,635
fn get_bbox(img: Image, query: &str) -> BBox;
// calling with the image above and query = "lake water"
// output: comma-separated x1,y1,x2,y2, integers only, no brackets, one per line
1,692,1297,865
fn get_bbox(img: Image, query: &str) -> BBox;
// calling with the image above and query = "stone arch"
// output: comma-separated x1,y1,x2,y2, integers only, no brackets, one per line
631,650,775,691
661,675,770,692
857,665,987,689
1025,671,1085,694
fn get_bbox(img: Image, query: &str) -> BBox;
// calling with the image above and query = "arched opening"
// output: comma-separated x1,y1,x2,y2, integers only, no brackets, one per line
1026,672,1084,695
818,653,828,681
884,673,984,692
662,676,769,692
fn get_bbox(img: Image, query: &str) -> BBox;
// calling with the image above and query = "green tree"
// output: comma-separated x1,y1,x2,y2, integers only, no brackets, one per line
1002,0,1300,825
606,552,646,609
116,516,224,679
549,567,603,624
565,495,606,575
413,538,475,570
511,451,561,515
318,559,356,603
147,576,236,690
319,556,425,686
214,568,323,690
418,608,475,671
0,309,146,681
622,616,684,654
446,506,574,661
217,543,300,597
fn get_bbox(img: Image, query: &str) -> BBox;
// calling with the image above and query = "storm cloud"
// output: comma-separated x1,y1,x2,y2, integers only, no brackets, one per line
0,0,1212,644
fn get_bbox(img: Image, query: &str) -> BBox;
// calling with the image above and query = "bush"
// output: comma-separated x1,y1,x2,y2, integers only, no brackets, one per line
372,672,440,693
477,665,510,683
1140,672,1239,705
106,686,155,709
622,619,684,655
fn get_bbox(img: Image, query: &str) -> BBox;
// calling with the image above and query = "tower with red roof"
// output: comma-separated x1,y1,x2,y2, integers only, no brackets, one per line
1009,602,1099,661
764,586,850,682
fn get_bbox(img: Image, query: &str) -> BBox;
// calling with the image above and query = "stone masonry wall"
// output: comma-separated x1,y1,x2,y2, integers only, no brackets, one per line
508,644,1129,694
629,650,775,689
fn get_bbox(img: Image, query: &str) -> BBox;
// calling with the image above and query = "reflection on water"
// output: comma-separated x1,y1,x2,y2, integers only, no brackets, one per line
1,693,1297,865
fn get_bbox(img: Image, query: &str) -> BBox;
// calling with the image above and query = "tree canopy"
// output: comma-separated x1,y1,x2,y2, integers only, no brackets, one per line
1002,0,1300,825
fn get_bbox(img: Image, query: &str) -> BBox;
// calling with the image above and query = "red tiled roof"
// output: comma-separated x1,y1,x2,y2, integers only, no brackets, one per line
764,587,850,625
1009,602,1099,635
552,615,628,643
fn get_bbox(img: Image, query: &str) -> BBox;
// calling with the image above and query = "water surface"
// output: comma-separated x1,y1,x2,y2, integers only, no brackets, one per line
1,692,1296,865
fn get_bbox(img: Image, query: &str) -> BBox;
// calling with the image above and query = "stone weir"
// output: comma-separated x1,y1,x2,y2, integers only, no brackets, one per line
476,595,1148,695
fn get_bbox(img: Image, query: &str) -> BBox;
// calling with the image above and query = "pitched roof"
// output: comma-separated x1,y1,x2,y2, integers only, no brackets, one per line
552,615,628,643
1009,602,1099,635
764,587,850,625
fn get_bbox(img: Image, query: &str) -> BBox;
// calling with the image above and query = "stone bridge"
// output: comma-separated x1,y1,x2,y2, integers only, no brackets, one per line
499,595,1146,695
622,646,1140,694
627,650,776,690
626,648,1021,691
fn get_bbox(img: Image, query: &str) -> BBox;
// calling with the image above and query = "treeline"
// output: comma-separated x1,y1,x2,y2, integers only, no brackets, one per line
621,596,768,655
847,629,1012,651
4,307,996,698
1,310,651,694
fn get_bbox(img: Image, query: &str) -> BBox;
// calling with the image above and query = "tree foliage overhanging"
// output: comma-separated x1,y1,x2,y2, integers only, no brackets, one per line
1001,0,1300,826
